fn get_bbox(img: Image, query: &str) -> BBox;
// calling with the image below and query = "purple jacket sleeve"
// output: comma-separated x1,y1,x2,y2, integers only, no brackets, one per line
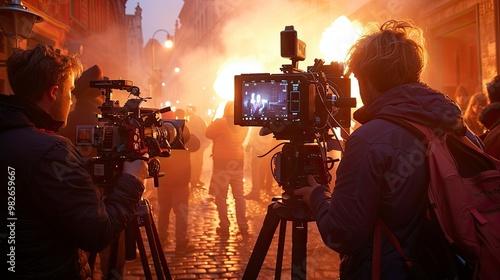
309,132,381,255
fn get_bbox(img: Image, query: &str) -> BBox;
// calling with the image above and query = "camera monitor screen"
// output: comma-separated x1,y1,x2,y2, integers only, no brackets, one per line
234,73,310,127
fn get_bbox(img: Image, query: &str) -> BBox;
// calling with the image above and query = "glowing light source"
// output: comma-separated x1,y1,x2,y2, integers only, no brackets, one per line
213,59,263,101
319,16,362,64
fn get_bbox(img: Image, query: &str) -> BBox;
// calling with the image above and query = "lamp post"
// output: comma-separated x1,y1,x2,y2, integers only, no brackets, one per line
150,29,173,104
0,0,43,50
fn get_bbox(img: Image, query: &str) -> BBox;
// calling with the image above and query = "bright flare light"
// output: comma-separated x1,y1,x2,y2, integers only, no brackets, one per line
319,16,362,64
212,59,264,120
319,16,365,131
213,59,264,101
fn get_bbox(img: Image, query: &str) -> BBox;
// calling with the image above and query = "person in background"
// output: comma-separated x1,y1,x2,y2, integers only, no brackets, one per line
245,126,275,200
294,20,462,279
58,64,103,159
0,44,148,279
464,92,488,136
206,101,249,237
186,105,209,188
479,75,500,159
157,109,199,253
454,84,470,112
58,65,131,279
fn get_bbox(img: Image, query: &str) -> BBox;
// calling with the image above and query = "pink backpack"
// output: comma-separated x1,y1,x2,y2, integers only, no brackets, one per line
373,119,500,280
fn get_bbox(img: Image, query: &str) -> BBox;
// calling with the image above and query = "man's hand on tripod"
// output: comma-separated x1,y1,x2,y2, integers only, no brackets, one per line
123,153,150,182
293,175,324,206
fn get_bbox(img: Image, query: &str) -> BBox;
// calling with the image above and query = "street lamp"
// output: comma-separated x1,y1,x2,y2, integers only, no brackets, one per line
151,29,173,72
150,29,173,103
0,0,43,50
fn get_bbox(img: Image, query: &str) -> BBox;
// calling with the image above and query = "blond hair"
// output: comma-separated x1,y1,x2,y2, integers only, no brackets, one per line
347,20,427,92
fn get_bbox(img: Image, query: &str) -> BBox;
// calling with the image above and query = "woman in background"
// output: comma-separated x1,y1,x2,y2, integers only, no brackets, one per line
464,92,488,136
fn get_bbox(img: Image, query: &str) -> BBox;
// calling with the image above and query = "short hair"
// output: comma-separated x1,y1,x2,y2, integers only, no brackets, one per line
7,44,82,102
347,19,427,92
486,75,500,103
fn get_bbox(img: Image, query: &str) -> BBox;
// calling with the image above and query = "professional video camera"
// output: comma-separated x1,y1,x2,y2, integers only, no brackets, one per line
234,26,356,197
75,79,189,188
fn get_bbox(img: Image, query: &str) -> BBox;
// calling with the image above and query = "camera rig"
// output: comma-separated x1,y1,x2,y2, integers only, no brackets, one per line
75,79,189,188
241,26,357,279
234,25,356,198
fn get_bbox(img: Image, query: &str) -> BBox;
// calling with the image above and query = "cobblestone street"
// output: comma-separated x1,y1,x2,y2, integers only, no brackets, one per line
97,149,341,280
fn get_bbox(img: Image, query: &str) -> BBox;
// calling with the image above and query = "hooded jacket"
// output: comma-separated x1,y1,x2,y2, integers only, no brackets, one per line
0,95,144,279
479,102,500,160
309,83,463,279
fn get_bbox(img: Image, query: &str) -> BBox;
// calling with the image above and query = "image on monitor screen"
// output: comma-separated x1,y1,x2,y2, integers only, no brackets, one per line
241,80,289,120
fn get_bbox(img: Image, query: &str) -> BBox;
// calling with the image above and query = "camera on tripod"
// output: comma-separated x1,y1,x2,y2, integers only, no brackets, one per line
234,25,356,195
75,79,190,188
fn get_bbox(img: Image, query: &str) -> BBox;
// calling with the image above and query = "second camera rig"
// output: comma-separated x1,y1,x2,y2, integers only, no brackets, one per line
75,79,189,188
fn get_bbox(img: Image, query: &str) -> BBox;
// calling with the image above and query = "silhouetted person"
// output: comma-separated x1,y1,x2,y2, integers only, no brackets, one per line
59,64,104,159
245,127,275,200
157,109,199,253
206,101,249,237
58,65,132,279
480,75,500,159
186,105,209,188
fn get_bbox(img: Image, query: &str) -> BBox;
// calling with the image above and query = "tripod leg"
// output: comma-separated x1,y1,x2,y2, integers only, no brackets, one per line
243,203,282,280
143,203,172,279
274,218,287,280
150,215,172,278
135,224,154,280
291,220,308,280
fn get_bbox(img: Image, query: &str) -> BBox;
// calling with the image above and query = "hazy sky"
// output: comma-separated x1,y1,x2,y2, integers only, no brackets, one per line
126,0,184,44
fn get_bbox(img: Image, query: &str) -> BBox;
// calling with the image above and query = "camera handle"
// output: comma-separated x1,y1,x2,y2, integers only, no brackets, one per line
146,157,164,187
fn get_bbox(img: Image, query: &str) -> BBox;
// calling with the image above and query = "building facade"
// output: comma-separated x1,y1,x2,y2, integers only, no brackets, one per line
0,0,145,99
163,0,499,119
1,0,498,115
349,0,499,102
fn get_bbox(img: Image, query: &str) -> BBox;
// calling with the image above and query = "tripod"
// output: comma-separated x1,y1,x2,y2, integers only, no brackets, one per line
243,197,313,280
88,198,171,280
124,198,172,280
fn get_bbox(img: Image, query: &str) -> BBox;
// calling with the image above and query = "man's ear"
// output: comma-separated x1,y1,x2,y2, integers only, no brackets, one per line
48,85,59,101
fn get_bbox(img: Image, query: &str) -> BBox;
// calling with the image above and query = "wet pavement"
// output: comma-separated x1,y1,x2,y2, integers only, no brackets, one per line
95,151,341,279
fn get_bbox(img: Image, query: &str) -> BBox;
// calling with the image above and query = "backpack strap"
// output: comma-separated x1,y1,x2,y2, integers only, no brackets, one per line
372,218,414,280
375,116,431,141
371,116,427,280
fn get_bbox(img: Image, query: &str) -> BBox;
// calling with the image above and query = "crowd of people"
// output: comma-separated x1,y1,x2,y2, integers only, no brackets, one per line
1,17,500,279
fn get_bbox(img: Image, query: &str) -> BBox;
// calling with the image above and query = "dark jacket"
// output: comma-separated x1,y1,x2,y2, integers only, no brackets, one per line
479,102,500,160
309,83,463,279
0,95,144,279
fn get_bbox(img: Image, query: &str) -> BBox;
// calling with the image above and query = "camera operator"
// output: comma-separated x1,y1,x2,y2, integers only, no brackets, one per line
294,20,464,279
0,44,148,279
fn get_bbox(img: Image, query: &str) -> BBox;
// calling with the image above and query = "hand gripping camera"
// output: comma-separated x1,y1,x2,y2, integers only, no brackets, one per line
75,80,189,188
